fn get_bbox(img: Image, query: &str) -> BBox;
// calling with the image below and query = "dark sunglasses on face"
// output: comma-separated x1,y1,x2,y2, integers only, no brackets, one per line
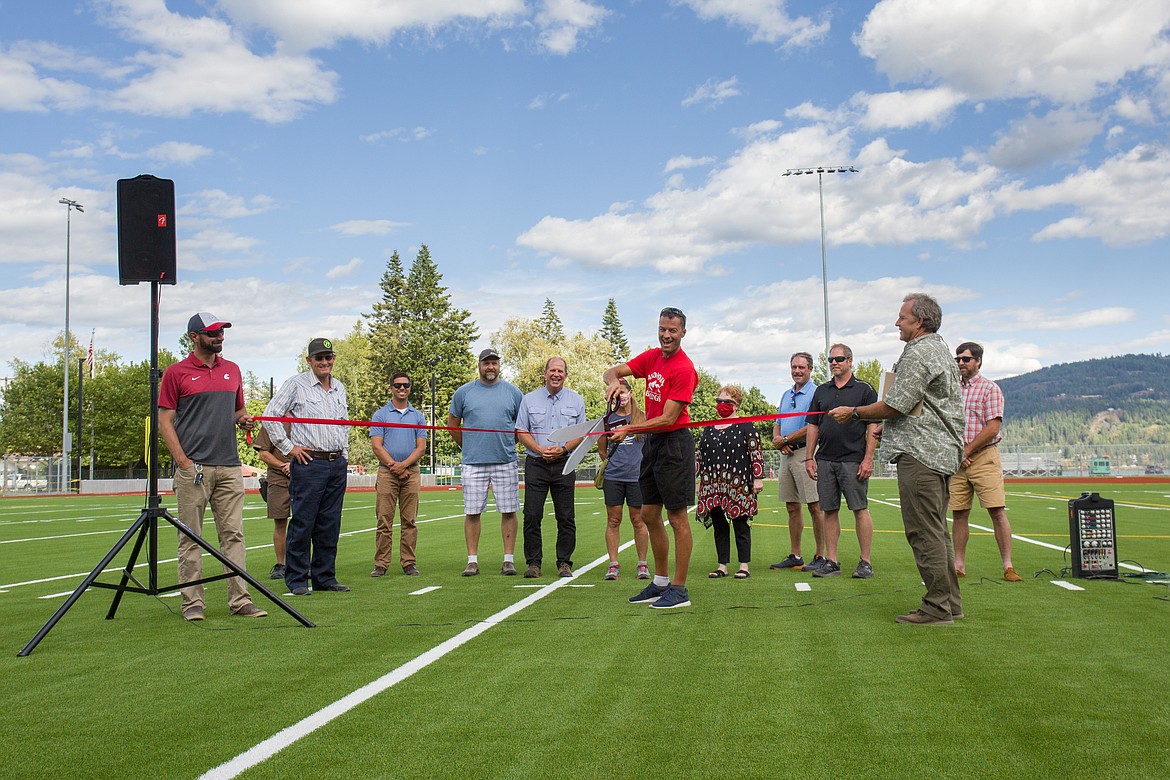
955,356,976,363
199,329,225,337
311,352,335,361
716,398,735,404
828,356,849,363
392,382,411,389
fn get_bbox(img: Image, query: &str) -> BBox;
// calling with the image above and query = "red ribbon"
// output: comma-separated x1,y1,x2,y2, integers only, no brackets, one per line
251,410,822,437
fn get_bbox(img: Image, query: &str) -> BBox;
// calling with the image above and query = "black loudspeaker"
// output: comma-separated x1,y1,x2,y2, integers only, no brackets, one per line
117,175,176,285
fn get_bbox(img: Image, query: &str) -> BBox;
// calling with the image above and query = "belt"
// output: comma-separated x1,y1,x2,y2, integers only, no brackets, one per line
308,450,344,461
788,442,806,450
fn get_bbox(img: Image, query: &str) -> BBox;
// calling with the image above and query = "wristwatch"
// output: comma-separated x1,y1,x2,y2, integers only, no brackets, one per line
850,407,860,421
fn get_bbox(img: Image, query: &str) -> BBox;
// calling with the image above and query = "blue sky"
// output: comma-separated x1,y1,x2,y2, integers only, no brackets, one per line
2,0,1169,403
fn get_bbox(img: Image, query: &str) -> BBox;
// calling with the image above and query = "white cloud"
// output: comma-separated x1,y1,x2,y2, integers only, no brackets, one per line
675,0,829,47
682,76,741,108
1002,143,1170,245
215,0,527,52
181,190,277,220
98,0,340,123
985,109,1102,170
518,125,1006,272
857,0,1170,103
528,92,570,110
0,47,92,112
732,119,782,140
144,141,214,166
332,219,409,236
535,0,610,55
664,155,716,173
326,257,364,279
361,127,436,142
852,86,966,130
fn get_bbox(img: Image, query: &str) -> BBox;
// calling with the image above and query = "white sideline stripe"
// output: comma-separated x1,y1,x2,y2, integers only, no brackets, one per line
1051,580,1085,591
872,497,1152,573
567,584,595,588
3,516,465,592
1,528,127,545
795,582,812,592
409,586,440,596
198,538,636,780
41,591,76,599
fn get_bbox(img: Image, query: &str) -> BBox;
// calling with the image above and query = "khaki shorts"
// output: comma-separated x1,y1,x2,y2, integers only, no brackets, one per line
948,446,1006,511
778,451,818,504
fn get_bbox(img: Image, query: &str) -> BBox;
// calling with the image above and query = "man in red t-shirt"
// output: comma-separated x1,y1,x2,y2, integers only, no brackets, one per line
602,306,699,609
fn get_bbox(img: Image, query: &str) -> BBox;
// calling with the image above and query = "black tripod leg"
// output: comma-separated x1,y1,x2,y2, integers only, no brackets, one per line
106,514,153,620
18,511,150,657
164,512,315,628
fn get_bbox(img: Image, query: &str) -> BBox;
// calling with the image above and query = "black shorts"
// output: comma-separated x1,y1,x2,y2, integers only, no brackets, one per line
639,428,696,511
603,479,643,509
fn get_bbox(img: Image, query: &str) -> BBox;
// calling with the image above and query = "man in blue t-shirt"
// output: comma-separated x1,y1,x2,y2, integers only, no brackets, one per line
370,372,428,577
447,348,524,576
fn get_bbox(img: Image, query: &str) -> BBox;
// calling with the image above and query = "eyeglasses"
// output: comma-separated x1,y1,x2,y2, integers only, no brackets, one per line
716,398,735,404
828,356,850,363
198,329,225,337
311,352,335,361
955,356,976,363
392,382,411,389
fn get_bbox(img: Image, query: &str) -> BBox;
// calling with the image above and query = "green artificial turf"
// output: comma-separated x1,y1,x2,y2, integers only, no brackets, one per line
1,481,1167,779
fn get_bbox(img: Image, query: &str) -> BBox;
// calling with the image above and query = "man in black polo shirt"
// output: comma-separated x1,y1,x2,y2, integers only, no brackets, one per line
804,344,879,579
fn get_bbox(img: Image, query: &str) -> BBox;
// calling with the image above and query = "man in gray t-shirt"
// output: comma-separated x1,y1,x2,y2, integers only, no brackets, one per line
447,348,524,576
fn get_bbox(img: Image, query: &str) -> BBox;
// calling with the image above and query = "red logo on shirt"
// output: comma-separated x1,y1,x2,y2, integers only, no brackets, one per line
157,214,167,227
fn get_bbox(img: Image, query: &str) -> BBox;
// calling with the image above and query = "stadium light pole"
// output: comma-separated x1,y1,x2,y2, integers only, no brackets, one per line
783,166,857,362
59,197,83,493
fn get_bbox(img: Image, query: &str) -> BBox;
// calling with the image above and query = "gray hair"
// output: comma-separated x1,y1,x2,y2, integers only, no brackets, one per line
904,292,943,333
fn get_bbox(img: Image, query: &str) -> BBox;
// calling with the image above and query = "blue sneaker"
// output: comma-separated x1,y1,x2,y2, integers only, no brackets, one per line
649,584,691,609
628,582,668,604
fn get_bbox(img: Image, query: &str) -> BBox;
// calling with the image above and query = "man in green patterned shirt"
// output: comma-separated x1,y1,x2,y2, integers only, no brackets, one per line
826,292,964,625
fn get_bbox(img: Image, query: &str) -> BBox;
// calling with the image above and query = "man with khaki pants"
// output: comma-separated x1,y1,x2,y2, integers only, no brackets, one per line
370,372,428,576
159,312,266,621
949,341,1021,582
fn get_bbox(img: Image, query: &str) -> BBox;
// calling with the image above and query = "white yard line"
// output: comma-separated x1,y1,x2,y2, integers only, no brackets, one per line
1051,581,1085,591
408,586,441,596
198,540,634,780
868,496,1152,573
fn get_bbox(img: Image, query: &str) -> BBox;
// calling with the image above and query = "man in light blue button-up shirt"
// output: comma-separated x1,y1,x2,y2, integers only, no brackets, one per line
515,357,587,578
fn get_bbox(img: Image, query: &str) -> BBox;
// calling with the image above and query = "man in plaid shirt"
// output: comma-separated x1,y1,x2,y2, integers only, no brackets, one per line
949,342,1021,582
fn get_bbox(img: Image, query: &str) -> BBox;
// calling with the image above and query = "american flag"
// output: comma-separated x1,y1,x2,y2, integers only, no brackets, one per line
85,330,94,378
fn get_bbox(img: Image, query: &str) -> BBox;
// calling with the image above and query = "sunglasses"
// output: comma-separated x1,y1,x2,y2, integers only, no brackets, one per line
198,328,225,337
392,382,411,389
311,352,335,361
955,356,976,363
828,356,850,363
716,398,735,404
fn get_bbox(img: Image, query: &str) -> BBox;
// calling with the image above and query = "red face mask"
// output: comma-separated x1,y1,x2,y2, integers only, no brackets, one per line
716,402,735,418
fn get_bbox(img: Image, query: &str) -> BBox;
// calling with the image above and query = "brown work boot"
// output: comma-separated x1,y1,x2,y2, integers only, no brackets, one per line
895,609,954,626
524,564,541,578
403,564,420,576
558,562,573,578
182,606,205,622
232,603,268,618
370,566,387,577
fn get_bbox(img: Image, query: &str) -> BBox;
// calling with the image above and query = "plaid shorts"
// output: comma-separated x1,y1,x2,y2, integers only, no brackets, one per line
461,462,520,515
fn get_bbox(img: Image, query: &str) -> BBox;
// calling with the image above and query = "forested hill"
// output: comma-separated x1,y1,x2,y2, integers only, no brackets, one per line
998,353,1169,417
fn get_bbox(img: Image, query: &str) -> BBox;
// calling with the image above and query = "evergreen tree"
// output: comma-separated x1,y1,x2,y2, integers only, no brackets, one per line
536,298,564,343
366,250,406,370
361,244,478,461
599,298,629,362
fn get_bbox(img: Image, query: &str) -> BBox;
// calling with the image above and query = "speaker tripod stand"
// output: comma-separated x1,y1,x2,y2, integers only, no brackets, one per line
18,281,313,657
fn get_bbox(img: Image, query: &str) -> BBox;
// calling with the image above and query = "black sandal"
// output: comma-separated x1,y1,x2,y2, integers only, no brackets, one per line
708,569,729,578
734,570,751,579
